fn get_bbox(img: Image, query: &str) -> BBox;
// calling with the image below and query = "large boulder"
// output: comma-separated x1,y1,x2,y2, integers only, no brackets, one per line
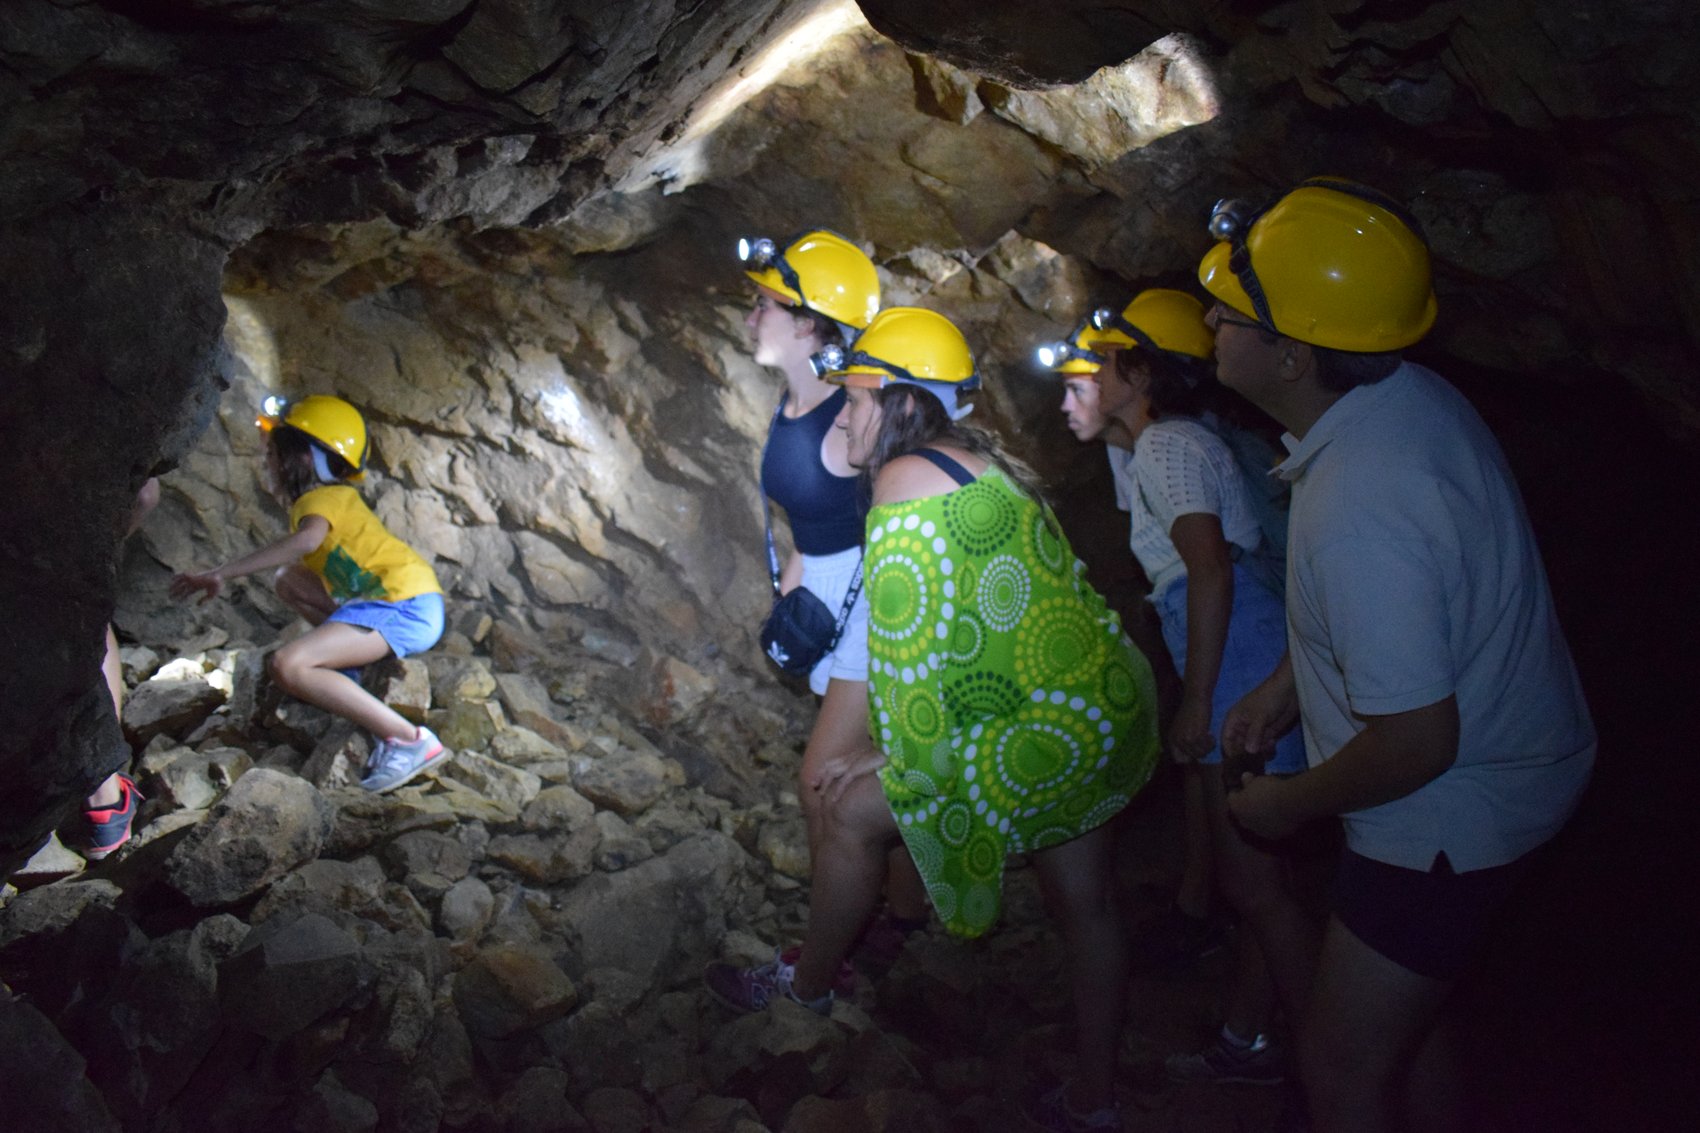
547,832,745,985
218,912,365,1040
163,769,336,906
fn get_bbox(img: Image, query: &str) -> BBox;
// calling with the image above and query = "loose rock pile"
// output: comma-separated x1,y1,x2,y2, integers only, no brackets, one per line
1,619,1273,1133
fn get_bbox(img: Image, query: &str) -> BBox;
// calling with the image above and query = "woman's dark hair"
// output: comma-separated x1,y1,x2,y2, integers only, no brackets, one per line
859,384,1053,514
271,425,352,501
788,303,846,350
1140,350,1221,419
1116,346,1284,437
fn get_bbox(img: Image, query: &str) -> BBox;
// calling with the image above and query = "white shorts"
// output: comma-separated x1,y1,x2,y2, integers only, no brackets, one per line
799,546,870,695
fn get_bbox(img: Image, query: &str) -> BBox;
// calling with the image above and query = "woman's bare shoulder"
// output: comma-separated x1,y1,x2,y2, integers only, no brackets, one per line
872,447,990,506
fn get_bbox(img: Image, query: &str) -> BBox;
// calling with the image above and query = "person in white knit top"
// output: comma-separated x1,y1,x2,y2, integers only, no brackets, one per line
1052,289,1320,1088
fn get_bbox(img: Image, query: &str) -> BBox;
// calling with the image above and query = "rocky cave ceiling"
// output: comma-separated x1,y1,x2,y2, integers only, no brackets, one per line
3,0,1698,872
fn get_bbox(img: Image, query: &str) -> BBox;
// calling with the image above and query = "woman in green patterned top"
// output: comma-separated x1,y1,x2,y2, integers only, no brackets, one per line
705,308,1159,1131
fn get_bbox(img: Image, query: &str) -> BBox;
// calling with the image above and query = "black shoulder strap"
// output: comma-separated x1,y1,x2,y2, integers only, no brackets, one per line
913,448,976,486
759,394,788,594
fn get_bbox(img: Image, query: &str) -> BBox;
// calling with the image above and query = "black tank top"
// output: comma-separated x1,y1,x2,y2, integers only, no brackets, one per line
761,388,864,555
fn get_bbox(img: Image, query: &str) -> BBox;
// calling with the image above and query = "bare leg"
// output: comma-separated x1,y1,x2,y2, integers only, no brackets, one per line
1033,822,1128,1113
1299,917,1453,1133
883,843,929,922
1176,761,1212,919
799,678,872,860
274,564,337,625
87,624,126,809
1204,766,1320,1028
1223,928,1278,1041
269,622,412,740
1403,1011,1467,1133
789,770,900,1000
799,678,929,926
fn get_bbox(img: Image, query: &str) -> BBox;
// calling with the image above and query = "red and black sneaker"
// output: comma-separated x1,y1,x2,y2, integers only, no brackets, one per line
79,773,142,860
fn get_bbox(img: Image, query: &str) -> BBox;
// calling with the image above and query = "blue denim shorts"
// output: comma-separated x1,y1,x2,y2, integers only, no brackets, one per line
1151,562,1305,773
327,592,445,658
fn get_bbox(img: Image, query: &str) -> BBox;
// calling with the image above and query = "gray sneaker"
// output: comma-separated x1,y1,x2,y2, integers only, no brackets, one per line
360,726,450,793
1165,1031,1286,1086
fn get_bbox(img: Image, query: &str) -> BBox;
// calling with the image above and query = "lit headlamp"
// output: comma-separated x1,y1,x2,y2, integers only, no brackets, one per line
738,234,803,301
256,394,288,431
737,236,776,266
1036,340,1104,369
1206,197,1279,334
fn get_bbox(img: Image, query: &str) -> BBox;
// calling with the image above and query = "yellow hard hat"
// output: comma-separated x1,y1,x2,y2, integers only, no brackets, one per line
1197,178,1437,352
1035,323,1104,375
739,229,881,330
1083,289,1215,361
258,394,369,481
814,307,979,418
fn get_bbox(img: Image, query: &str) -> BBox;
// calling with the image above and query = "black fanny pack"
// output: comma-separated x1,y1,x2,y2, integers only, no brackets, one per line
760,567,863,676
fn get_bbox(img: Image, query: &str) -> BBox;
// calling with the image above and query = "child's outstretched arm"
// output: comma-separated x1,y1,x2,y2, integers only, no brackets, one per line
170,515,330,604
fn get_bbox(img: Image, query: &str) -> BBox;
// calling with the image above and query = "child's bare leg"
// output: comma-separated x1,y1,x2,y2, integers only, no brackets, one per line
274,565,337,625
269,622,413,739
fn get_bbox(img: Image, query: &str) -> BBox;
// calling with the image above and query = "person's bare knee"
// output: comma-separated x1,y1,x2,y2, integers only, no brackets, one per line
268,644,306,695
1035,826,1117,929
818,772,897,853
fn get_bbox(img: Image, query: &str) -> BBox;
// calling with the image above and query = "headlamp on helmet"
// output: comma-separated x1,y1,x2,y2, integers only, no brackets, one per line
257,394,288,432
1208,199,1260,243
737,236,777,266
809,342,847,379
738,234,806,312
1036,340,1104,369
1081,304,1149,348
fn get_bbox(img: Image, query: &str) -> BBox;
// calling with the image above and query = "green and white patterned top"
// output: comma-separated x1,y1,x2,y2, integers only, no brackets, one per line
866,465,1160,937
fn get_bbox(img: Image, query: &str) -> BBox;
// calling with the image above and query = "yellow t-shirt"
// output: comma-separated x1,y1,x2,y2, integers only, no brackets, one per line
290,485,442,604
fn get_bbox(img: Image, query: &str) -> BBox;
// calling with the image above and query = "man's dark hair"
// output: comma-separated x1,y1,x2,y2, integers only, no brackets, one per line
1311,346,1403,392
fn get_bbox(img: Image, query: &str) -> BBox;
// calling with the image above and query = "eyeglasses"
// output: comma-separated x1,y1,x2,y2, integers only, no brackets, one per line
1212,308,1267,334
738,235,803,299
810,342,981,391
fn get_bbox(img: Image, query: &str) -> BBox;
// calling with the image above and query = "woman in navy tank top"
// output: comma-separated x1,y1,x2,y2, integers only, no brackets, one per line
738,230,930,960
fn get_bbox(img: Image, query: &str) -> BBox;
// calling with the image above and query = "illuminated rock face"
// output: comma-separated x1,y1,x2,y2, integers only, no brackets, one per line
1,2,1695,895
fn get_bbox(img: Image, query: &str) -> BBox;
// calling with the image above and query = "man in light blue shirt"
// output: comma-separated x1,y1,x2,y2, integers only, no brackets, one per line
1195,178,1595,1133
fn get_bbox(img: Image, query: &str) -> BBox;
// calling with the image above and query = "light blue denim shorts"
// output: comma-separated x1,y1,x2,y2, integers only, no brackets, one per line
327,592,446,658
1151,563,1305,774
